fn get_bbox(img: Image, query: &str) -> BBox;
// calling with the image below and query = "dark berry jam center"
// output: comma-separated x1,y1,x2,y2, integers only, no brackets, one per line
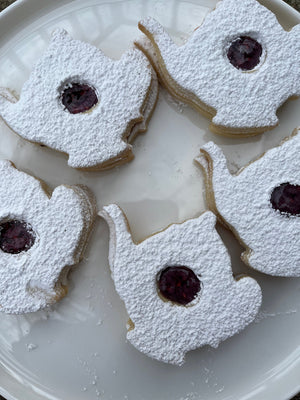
61,83,98,114
227,36,262,71
157,266,201,305
0,220,35,254
270,183,300,216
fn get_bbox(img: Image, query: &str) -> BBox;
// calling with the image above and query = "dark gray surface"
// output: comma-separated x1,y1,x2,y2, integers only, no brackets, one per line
0,0,299,399
0,0,14,11
287,0,300,11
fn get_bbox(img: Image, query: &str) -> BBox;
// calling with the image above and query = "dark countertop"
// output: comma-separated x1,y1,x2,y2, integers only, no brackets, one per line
0,0,299,400
0,0,13,11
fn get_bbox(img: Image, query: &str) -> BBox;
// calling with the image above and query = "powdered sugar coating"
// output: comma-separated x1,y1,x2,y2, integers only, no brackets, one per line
196,128,300,277
138,0,300,132
100,204,261,365
0,160,96,314
0,29,158,169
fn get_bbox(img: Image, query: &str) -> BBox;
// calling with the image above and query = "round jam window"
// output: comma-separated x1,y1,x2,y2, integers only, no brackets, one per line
227,36,263,71
157,265,201,305
270,183,300,216
61,83,98,114
0,220,35,254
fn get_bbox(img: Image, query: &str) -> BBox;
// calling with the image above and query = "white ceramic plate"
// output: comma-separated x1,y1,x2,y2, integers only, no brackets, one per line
0,1,299,399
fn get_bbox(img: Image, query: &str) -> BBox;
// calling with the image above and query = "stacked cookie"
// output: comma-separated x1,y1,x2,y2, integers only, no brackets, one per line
0,0,299,366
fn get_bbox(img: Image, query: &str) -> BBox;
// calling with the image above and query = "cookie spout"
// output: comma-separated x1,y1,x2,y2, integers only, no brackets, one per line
99,204,134,269
138,17,177,62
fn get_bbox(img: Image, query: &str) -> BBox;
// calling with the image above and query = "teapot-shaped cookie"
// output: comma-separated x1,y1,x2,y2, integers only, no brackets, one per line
0,29,158,170
136,0,300,136
196,128,300,277
100,204,261,365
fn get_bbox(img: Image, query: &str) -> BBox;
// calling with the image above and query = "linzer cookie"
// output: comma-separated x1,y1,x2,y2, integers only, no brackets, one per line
136,0,300,136
100,204,261,365
0,29,158,170
196,128,300,277
0,160,96,314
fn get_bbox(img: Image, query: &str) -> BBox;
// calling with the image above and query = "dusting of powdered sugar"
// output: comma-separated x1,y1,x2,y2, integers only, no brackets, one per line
99,204,261,365
0,29,157,169
138,0,300,130
0,160,96,314
196,128,300,276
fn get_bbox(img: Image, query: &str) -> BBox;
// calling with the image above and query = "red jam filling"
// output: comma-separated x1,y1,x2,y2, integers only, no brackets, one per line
0,220,35,254
227,36,262,70
270,183,300,216
157,266,201,305
61,83,98,114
